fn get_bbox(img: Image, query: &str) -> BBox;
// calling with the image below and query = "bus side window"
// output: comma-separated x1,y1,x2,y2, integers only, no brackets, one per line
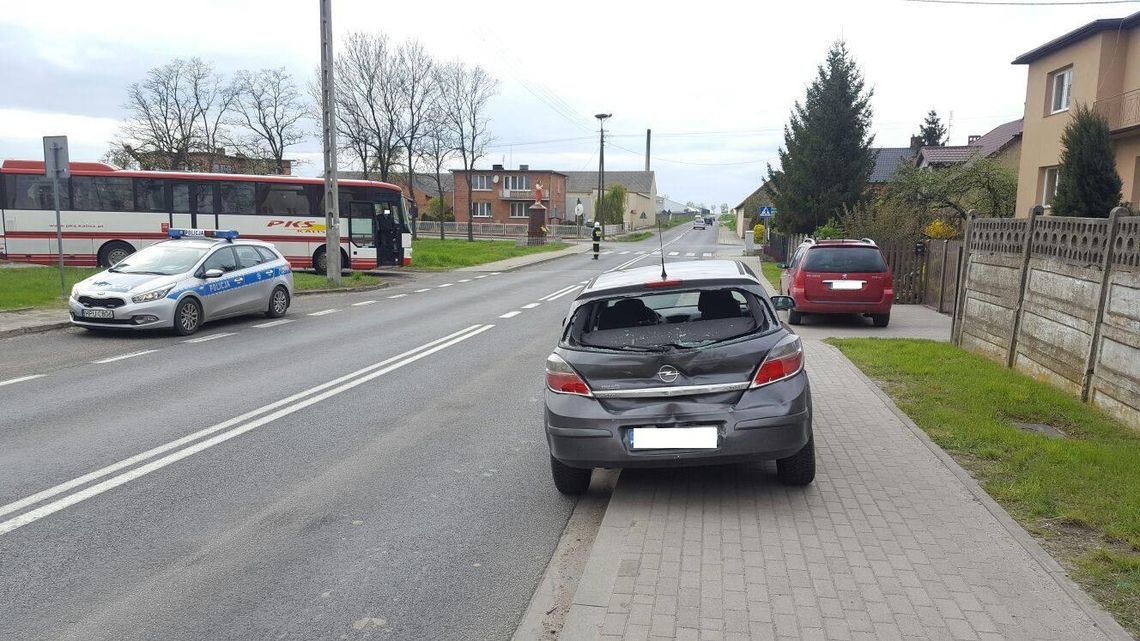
218,182,254,215
5,175,68,210
72,176,134,212
134,178,168,212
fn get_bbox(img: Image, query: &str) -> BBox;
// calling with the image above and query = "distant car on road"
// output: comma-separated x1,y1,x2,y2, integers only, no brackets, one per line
692,215,706,230
544,260,814,494
778,238,893,327
703,215,715,225
69,229,293,336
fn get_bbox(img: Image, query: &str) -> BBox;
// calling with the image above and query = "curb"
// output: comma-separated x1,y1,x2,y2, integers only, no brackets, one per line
0,307,34,315
456,244,592,273
824,340,1133,641
294,282,391,297
0,321,72,340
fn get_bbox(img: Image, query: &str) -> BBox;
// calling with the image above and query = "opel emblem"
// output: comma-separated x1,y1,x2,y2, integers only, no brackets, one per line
658,365,679,383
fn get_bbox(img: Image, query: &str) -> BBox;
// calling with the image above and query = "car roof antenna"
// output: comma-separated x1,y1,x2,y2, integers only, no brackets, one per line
658,216,668,280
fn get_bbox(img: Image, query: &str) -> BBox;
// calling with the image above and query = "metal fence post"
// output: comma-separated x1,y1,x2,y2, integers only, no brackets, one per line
1006,205,1043,368
937,239,949,312
1081,206,1126,401
951,211,977,345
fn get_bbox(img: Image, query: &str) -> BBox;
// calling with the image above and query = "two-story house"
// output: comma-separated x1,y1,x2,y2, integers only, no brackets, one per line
1013,10,1140,216
452,165,567,224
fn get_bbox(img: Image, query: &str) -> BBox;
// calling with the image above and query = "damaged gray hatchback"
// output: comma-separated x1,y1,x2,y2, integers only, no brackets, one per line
544,260,814,494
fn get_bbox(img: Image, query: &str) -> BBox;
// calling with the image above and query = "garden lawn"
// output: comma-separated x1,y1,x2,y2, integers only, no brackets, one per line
830,337,1140,636
410,238,566,269
0,266,99,310
292,271,382,291
760,260,782,291
613,231,653,242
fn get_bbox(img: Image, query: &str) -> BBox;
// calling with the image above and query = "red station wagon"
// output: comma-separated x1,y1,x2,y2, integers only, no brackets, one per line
778,238,894,327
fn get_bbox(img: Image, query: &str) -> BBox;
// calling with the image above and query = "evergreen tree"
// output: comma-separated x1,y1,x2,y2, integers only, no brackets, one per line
916,110,947,147
1052,105,1123,217
766,41,875,233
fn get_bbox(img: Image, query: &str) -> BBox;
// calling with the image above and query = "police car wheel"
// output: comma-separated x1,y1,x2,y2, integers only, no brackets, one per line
266,286,290,318
174,298,202,336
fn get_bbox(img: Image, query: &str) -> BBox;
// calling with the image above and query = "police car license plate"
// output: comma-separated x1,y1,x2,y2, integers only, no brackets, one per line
630,426,718,450
82,309,114,319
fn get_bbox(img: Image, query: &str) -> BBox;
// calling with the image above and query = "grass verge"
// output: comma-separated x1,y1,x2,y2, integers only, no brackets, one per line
0,266,99,310
292,271,382,291
410,238,567,270
760,260,783,291
830,337,1140,636
613,231,653,242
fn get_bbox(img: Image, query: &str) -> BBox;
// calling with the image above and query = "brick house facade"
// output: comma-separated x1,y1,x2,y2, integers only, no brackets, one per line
452,166,567,224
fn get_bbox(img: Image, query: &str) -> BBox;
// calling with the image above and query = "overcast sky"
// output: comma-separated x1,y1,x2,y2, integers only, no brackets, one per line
1,0,1135,208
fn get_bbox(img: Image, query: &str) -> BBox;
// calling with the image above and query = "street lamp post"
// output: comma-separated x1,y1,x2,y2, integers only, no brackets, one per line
595,113,611,238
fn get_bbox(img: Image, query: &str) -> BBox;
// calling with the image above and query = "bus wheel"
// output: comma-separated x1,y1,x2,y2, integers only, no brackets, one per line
312,247,350,274
98,241,135,267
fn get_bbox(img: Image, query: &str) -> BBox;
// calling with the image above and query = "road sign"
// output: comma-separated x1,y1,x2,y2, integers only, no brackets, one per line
758,206,775,218
43,136,70,178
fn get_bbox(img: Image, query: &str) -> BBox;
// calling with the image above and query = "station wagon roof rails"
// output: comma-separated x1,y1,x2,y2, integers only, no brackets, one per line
860,238,876,245
802,237,816,245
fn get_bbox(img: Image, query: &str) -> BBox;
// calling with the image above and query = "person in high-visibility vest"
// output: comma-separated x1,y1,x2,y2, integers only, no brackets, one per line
591,222,602,260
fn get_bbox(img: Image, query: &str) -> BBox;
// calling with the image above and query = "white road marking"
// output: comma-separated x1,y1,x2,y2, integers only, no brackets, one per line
252,319,294,328
415,288,431,293
308,309,340,316
600,251,613,255
0,324,495,537
703,252,713,257
0,374,45,388
353,300,380,305
540,285,579,301
474,275,487,279
458,279,471,283
544,286,581,302
579,280,590,284
490,272,502,276
605,230,690,273
499,311,521,318
183,332,236,344
91,350,158,364
636,251,646,255
619,251,630,255
384,294,406,300
668,251,680,256
522,303,540,309
437,283,453,288
685,252,695,257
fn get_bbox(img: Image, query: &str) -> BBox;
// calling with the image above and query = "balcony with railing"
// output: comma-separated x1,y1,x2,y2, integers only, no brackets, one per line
499,188,549,201
1095,88,1140,133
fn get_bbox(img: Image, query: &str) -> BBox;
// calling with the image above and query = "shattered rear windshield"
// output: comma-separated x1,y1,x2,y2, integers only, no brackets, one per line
566,288,770,351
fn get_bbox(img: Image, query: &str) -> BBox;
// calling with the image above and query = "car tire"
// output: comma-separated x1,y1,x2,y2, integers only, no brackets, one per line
173,298,203,336
776,434,815,486
98,241,135,268
550,456,592,495
788,310,803,325
266,286,290,318
872,313,890,327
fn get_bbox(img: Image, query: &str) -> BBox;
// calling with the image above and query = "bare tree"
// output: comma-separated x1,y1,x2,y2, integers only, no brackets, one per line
334,32,401,182
231,68,308,174
440,61,498,241
394,39,435,239
111,58,233,170
421,67,457,240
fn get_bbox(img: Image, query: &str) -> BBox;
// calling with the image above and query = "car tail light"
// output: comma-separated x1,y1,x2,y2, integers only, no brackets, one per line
546,353,592,396
644,279,684,289
751,335,804,388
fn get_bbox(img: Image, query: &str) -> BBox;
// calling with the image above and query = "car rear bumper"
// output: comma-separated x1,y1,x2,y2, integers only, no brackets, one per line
545,373,812,469
791,290,893,315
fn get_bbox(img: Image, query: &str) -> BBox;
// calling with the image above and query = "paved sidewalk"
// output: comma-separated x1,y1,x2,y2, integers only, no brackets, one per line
455,242,592,272
0,308,69,338
559,341,1129,641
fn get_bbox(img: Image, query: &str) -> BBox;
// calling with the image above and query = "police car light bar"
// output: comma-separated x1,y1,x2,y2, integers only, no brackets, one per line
167,228,239,240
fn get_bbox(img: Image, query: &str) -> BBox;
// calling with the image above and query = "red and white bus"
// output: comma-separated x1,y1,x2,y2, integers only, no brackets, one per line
0,160,411,270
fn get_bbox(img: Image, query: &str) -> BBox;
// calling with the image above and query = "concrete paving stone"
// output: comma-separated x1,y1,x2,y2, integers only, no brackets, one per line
623,623,650,641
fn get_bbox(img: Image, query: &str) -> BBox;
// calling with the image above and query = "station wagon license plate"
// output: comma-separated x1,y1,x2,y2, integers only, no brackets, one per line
82,309,114,319
826,280,864,290
629,426,718,450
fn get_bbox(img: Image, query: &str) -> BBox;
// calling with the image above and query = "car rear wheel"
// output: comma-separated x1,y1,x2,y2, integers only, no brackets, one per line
788,310,803,325
173,298,202,336
266,286,290,318
776,434,815,486
550,456,592,495
872,313,890,327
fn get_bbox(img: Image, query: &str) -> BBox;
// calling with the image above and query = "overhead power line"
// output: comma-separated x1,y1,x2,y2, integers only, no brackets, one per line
905,0,1137,5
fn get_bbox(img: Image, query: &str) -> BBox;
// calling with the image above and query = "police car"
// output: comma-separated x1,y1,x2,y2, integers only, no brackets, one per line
69,229,294,336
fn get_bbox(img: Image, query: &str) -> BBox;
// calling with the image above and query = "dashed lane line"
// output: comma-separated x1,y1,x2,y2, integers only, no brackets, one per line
0,375,45,388
308,309,340,317
500,311,521,319
522,303,540,309
183,332,236,344
252,319,294,328
353,300,380,305
91,350,158,364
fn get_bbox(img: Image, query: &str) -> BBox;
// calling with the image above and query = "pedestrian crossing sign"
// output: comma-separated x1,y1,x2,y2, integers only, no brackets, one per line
758,206,775,218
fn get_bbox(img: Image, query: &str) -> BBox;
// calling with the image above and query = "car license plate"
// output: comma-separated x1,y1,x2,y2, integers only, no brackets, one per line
630,426,718,450
82,309,114,319
827,280,864,290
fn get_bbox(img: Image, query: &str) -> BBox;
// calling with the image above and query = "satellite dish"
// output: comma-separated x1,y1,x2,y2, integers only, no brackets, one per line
492,175,500,184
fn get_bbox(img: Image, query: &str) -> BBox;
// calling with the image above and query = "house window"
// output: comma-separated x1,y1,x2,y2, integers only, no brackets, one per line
471,175,491,191
1049,67,1072,114
1042,166,1060,207
510,202,529,218
472,202,492,217
503,175,530,190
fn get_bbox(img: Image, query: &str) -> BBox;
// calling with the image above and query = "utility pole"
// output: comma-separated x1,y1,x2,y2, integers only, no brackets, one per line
319,0,341,285
43,136,69,298
645,128,651,171
594,113,611,237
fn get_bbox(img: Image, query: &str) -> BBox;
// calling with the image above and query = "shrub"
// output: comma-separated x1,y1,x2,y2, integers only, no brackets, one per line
753,223,765,244
924,219,957,239
812,218,845,240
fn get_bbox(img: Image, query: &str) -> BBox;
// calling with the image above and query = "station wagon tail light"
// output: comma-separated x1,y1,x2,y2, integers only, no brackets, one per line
751,335,804,388
644,279,684,289
546,353,592,397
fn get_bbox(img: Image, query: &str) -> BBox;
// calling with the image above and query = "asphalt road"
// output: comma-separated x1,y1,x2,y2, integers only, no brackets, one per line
0,223,725,641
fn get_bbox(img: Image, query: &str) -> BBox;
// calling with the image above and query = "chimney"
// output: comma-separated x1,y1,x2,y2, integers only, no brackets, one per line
492,163,504,171
519,164,529,171
967,135,981,144
909,136,924,151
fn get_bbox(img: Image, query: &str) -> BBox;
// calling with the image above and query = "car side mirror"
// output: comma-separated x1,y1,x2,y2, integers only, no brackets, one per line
770,295,795,311
203,268,224,279
776,263,787,269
